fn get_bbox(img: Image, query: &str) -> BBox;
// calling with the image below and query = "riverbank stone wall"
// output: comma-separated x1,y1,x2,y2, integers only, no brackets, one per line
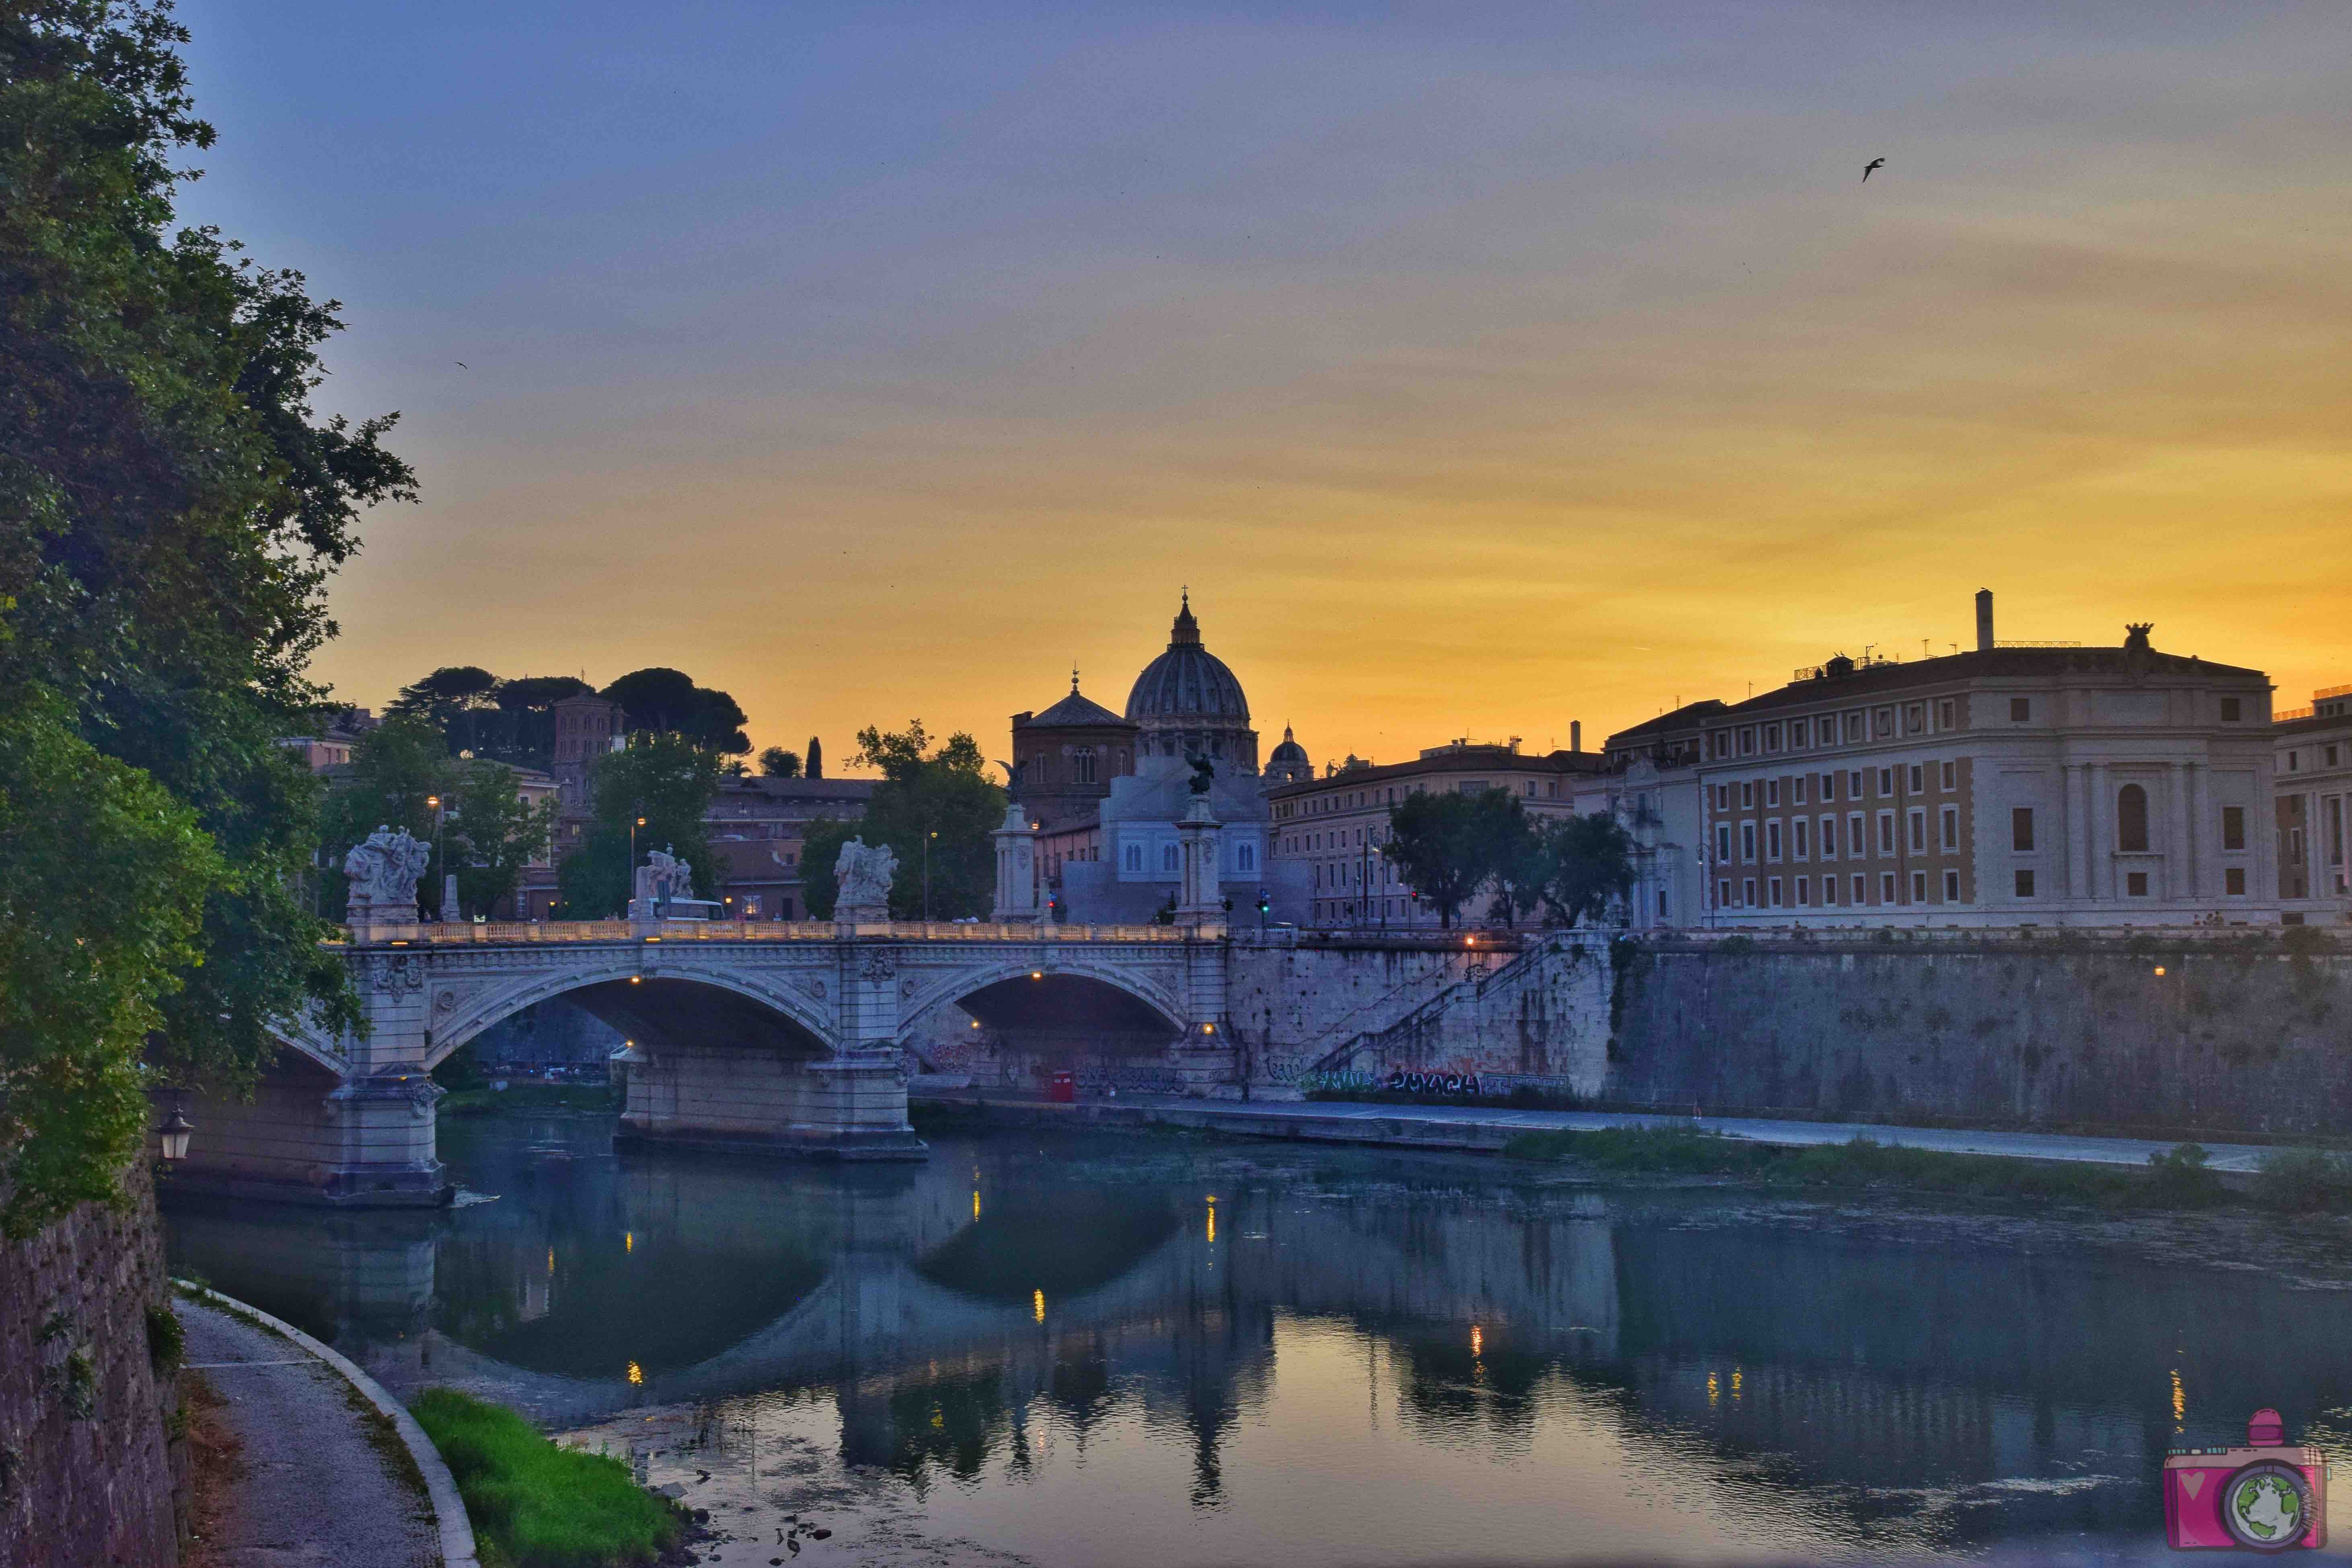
0,1161,184,1567
1605,930,2352,1139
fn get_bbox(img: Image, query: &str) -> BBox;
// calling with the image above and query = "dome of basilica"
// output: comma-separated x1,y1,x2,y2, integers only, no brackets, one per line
1124,594,1258,770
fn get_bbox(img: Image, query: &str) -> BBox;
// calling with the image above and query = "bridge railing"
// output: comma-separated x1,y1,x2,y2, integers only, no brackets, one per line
330,919,1213,946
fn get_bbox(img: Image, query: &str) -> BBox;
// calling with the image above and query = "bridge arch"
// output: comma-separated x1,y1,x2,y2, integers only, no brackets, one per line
896,956,1190,1054
423,957,836,1072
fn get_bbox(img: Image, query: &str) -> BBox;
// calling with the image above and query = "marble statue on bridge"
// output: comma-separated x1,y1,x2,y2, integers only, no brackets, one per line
833,837,897,922
343,825,430,923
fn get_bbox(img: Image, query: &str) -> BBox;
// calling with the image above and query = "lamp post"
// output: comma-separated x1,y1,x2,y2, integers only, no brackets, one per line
923,830,938,921
425,793,444,920
156,1105,193,1176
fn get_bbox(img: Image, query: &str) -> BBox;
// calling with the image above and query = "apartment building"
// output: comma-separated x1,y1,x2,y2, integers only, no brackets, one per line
2274,682,2352,925
1697,593,2276,927
1264,738,1609,928
1587,701,1722,930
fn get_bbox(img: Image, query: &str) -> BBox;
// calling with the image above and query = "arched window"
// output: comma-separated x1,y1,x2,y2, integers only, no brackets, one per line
1162,843,1180,872
2117,783,2150,853
1124,843,1142,872
1238,843,1255,871
1072,746,1096,784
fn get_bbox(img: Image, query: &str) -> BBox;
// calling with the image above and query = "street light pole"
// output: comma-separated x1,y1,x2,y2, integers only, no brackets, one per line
425,793,444,920
923,830,938,921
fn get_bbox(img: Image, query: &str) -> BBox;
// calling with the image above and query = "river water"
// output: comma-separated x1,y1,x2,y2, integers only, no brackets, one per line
165,1113,2352,1566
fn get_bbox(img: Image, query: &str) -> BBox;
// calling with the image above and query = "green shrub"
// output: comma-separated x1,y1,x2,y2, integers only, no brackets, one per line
2146,1143,2225,1207
410,1388,680,1568
146,1304,184,1373
2254,1148,2352,1212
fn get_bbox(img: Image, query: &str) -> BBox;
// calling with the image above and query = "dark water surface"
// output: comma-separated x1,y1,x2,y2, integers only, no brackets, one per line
165,1114,2352,1566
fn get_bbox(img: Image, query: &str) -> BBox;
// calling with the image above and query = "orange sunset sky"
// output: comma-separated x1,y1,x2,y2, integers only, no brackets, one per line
178,3,2352,770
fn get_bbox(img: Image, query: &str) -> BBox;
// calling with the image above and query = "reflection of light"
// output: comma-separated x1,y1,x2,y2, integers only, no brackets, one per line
547,1247,555,1276
973,1190,982,1221
1707,1371,1719,1406
627,1361,643,1385
1206,1204,1216,1244
1470,1325,1482,1357
2172,1368,2186,1423
624,1232,633,1254
1033,1289,1046,1323
1731,1367,1743,1401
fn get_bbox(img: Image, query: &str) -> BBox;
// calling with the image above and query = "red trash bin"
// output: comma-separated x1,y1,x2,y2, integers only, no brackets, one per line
1046,1069,1076,1104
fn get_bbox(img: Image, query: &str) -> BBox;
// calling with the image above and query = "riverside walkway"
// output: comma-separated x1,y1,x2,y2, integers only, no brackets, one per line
914,1089,2283,1172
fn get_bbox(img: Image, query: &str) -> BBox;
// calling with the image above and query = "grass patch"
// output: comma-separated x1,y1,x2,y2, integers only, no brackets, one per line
1305,1083,1583,1111
410,1387,682,1568
1501,1126,2238,1208
2254,1148,2352,1211
441,1083,619,1118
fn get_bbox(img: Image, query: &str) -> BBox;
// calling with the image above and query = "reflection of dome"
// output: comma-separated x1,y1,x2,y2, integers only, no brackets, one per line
1124,593,1259,770
1264,725,1311,785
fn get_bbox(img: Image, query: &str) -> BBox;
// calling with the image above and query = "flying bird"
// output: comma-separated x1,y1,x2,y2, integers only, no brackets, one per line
1861,157,1885,182
455,361,468,368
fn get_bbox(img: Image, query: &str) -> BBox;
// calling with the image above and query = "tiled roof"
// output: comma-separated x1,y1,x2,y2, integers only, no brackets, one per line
1718,647,2265,719
1020,688,1132,728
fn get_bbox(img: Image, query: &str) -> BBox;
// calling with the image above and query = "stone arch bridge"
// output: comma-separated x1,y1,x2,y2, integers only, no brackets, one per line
183,918,1234,1207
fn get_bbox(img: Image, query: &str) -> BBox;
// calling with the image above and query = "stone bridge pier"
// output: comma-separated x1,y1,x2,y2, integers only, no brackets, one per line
173,919,1233,1207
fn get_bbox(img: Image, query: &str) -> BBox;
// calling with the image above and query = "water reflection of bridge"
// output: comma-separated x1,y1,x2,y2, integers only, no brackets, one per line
166,1134,2352,1541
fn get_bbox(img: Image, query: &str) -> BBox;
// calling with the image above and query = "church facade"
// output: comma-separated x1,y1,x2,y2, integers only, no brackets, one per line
1014,596,1311,925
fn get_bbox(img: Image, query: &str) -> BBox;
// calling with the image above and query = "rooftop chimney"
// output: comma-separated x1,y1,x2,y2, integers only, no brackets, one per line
1974,589,1994,653
1571,720,1582,752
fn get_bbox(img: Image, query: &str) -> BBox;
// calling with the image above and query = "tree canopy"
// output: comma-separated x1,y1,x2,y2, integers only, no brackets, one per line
800,720,1003,920
601,667,750,755
1381,791,1636,930
1,0,412,1226
757,745,800,778
318,715,553,921
555,733,720,918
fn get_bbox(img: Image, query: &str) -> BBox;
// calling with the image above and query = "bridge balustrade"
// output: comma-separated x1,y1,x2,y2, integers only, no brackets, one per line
331,919,1213,946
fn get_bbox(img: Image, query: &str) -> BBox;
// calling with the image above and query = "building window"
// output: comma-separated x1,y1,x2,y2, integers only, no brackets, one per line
2287,751,2300,773
2225,866,2247,895
1937,699,1956,730
1741,823,1757,861
1768,877,1783,907
1849,812,1865,857
1822,772,1838,802
1821,877,1837,905
1764,723,1780,752
2010,697,2031,722
1766,820,1782,860
1939,760,1956,791
2126,870,2150,897
1739,727,1756,755
1877,813,1895,854
1854,875,1868,904
1238,844,1255,871
1908,809,1926,853
1905,703,1925,734
2222,805,2246,851
1874,707,1895,738
1848,769,1865,799
2220,697,2241,722
1073,746,1097,784
2015,867,2037,898
1741,781,1754,809
1162,844,1180,872
1940,806,1958,851
1766,779,1780,807
1820,815,1838,857
1716,824,1732,863
1908,764,1925,794
1881,872,1897,903
1943,869,1960,902
1743,878,1757,907
1877,767,1894,797
1795,876,1809,906
1714,783,1730,809
1793,776,1808,806
1718,879,1732,907
2013,807,2034,852
1911,870,1927,903
1794,817,1810,858
1125,844,1143,871
2116,784,2150,853
1713,732,1730,759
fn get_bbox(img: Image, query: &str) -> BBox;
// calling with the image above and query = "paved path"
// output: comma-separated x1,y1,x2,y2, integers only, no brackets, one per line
181,1300,443,1567
917,1091,2282,1172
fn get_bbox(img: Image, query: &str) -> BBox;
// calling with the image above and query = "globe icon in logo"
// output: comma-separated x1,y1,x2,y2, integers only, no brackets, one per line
2225,1467,2307,1547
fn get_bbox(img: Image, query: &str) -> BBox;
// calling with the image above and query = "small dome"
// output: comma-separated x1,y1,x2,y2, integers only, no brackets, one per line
1269,726,1307,764
1125,593,1250,724
1263,724,1312,784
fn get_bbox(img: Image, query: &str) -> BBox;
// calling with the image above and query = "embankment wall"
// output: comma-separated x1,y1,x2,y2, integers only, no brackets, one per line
1605,931,2352,1138
0,1161,183,1567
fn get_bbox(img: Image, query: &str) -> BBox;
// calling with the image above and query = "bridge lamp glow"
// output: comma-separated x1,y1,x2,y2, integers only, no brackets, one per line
2153,965,2167,976
1030,970,1042,980
629,976,642,985
1201,1023,1215,1035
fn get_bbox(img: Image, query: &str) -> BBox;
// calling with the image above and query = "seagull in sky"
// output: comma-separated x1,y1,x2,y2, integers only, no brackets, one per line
1861,157,1885,182
455,361,468,368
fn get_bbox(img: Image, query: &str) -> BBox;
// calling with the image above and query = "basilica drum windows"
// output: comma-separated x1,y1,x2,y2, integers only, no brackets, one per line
2116,784,2151,853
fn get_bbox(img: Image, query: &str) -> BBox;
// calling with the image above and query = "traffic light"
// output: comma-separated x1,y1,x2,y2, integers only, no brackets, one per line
1256,889,1271,915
